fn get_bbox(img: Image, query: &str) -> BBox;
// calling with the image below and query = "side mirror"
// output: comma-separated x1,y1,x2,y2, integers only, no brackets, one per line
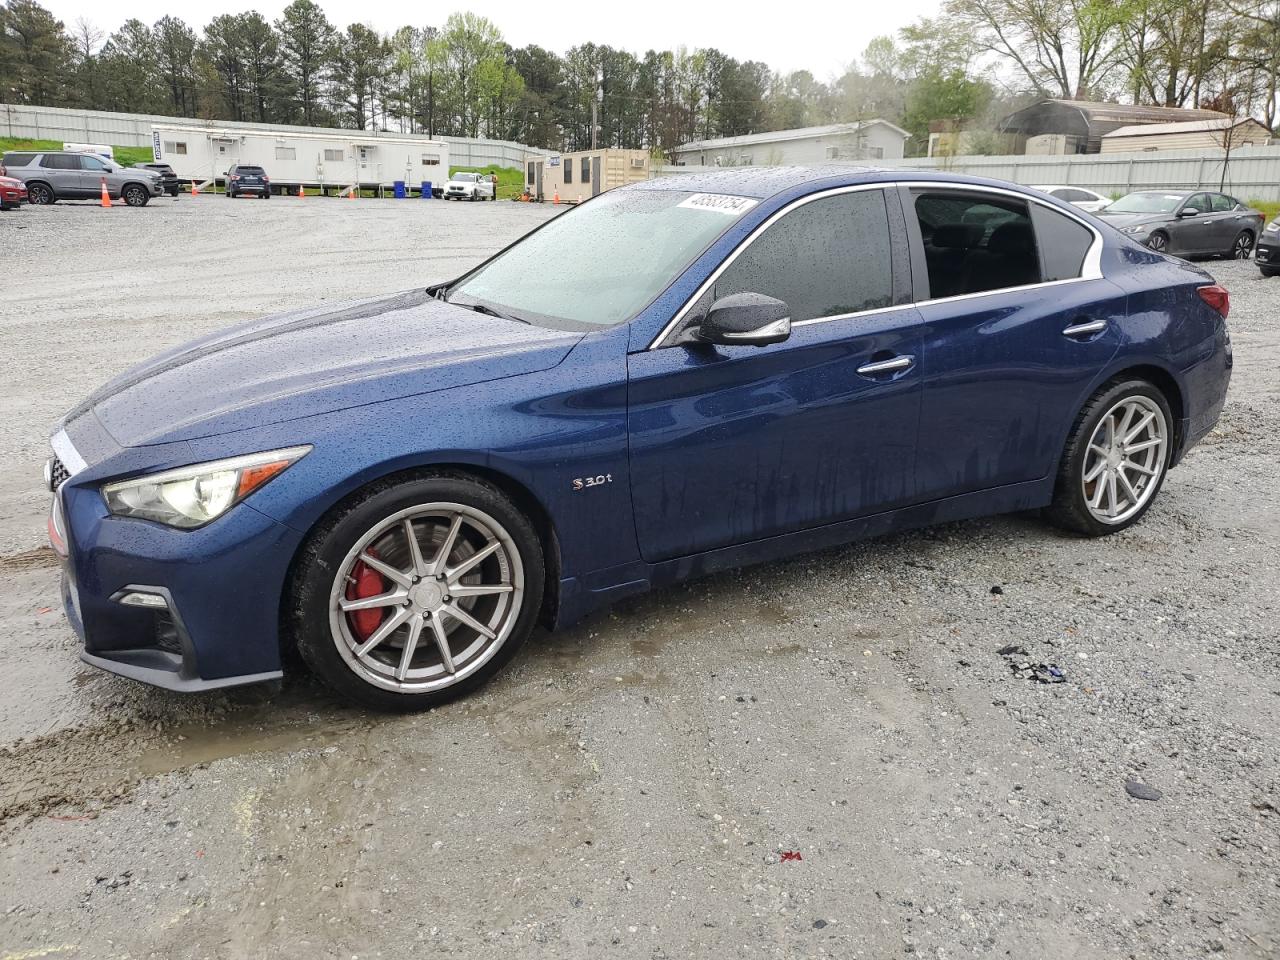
692,292,791,348
1178,207,1199,218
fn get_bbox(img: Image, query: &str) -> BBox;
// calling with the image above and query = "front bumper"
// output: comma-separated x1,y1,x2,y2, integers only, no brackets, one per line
53,424,302,691
1256,237,1278,266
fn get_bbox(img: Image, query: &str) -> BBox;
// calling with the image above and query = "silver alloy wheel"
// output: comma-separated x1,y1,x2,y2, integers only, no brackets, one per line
327,502,524,693
1233,232,1254,259
1081,395,1168,525
1147,233,1168,253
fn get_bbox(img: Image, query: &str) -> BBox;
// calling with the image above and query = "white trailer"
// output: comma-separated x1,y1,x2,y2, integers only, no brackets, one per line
149,123,450,195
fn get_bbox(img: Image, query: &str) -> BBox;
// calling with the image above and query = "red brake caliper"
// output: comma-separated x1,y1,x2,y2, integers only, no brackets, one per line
345,548,386,641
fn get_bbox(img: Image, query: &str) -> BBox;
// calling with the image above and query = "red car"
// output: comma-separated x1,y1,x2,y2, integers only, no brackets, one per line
0,175,27,210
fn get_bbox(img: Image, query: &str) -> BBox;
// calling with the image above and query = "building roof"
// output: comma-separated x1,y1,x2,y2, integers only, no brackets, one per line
673,120,910,154
1103,117,1270,138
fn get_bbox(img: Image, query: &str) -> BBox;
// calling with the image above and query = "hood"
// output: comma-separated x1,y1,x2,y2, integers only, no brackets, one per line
69,290,582,447
1093,211,1171,230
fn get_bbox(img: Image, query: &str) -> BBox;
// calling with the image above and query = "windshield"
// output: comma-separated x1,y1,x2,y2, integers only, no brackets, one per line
448,189,756,330
453,173,478,182
1106,192,1185,214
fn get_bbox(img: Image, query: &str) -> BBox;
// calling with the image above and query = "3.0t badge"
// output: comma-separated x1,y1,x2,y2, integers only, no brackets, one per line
572,473,613,491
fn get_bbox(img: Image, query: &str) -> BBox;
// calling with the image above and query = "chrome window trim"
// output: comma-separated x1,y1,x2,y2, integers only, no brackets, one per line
646,179,1106,350
51,429,87,478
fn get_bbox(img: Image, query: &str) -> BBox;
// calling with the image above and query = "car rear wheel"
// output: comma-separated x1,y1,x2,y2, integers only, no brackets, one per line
122,184,149,207
1046,380,1172,537
1229,230,1254,259
27,182,55,205
291,473,544,711
1260,265,1280,278
1146,232,1169,253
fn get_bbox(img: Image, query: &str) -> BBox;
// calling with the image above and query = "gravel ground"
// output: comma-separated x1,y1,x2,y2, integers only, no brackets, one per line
0,196,1276,959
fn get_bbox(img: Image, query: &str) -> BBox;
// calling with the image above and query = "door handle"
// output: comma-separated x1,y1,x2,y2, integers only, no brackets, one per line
856,355,915,377
1063,319,1107,338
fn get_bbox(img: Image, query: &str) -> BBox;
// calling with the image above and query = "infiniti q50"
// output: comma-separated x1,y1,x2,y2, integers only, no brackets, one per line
46,168,1232,709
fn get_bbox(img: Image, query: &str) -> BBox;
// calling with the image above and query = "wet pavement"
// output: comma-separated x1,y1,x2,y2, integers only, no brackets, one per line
0,199,1277,958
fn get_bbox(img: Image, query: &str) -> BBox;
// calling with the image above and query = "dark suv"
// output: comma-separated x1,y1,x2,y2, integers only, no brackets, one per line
133,162,180,196
226,164,270,199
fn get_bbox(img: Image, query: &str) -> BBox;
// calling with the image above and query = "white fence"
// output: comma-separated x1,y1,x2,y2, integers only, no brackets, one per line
1,103,544,171
657,144,1280,201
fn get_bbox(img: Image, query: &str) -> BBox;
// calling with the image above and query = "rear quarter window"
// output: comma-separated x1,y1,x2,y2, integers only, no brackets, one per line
1029,204,1094,282
2,152,36,167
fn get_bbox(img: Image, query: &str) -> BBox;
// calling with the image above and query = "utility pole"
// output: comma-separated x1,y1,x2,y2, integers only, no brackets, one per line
591,68,603,150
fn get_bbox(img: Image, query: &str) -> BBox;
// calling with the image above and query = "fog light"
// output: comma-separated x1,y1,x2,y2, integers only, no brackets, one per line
117,591,169,609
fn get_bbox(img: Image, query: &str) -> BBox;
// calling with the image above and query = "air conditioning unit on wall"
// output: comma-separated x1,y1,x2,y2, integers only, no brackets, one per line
630,157,645,168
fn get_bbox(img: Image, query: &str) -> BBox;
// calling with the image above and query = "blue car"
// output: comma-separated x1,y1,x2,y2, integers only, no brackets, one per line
46,168,1232,709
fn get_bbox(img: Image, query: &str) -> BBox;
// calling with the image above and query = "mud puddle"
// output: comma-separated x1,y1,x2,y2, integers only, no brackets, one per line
0,679,373,824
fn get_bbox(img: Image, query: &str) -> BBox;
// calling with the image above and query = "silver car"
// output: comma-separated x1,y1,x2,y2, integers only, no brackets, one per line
1096,190,1266,259
0,151,163,206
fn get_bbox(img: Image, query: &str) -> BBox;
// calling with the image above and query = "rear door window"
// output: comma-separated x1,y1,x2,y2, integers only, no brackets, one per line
913,192,1042,299
705,189,894,322
1029,204,1095,281
39,154,79,170
1210,194,1236,213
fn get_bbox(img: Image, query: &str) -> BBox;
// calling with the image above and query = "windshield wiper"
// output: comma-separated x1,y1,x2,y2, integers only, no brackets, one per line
451,299,530,325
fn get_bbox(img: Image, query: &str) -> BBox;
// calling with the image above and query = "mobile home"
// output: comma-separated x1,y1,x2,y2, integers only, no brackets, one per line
150,123,450,194
527,148,650,202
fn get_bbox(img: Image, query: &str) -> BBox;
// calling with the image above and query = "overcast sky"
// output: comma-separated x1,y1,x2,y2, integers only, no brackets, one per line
45,0,943,78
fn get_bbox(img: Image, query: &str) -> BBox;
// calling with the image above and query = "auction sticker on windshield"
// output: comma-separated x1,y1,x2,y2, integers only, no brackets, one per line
677,193,759,215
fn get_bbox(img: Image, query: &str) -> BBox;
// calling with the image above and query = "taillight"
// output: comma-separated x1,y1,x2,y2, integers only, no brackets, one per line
263,176,270,183
1197,284,1230,319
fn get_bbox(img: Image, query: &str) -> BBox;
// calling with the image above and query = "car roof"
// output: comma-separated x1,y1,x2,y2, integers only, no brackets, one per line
1029,184,1102,192
630,165,1075,202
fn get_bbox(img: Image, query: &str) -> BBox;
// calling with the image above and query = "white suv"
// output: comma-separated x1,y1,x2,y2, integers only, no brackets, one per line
443,172,496,201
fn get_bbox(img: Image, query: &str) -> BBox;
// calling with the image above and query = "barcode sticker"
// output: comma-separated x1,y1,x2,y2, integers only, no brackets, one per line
677,193,759,215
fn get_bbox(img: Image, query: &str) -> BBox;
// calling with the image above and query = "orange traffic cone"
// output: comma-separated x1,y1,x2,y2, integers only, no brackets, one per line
553,190,560,205
297,183,305,198
99,178,111,208
347,186,356,199
191,180,199,197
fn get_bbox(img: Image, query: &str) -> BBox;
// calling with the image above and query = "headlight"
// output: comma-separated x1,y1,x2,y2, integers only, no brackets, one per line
1266,220,1279,233
1123,225,1149,234
102,446,310,528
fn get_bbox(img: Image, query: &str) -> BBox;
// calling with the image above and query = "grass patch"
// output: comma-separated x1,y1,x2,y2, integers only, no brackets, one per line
0,136,152,169
1248,199,1280,224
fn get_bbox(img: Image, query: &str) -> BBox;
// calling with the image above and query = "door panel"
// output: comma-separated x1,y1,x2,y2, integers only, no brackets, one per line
914,278,1125,500
1171,194,1214,255
627,309,924,562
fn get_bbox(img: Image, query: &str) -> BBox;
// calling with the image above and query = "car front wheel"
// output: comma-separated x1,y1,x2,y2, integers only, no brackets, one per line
291,473,544,711
122,185,149,207
1146,232,1169,253
1046,379,1172,536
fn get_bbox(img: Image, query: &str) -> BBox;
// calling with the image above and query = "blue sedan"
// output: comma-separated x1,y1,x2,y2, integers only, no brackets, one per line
46,168,1233,709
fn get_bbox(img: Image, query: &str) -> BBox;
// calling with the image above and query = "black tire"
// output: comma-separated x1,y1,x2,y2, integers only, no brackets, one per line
1146,231,1169,254
122,184,149,207
1045,379,1174,537
26,182,55,205
226,189,234,199
261,192,270,200
289,472,545,712
1229,230,1254,259
1260,265,1280,278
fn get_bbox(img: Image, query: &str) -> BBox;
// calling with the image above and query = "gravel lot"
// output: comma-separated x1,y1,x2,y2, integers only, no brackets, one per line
0,195,1276,959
